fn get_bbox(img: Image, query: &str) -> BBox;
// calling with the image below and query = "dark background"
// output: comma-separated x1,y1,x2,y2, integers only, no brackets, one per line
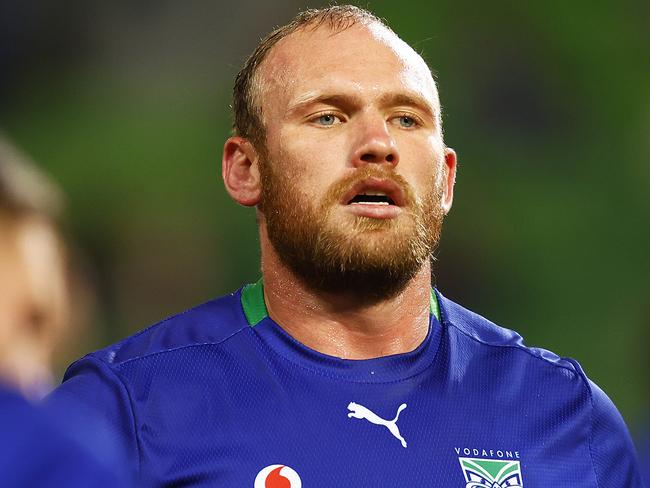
1,0,648,438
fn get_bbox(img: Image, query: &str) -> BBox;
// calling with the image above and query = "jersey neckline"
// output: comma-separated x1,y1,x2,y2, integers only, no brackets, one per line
239,279,444,383
241,278,440,326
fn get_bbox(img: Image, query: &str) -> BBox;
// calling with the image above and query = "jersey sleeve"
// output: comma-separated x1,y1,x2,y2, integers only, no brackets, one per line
45,355,140,479
589,379,645,487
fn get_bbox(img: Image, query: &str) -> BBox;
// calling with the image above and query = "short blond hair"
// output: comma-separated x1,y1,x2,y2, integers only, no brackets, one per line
231,5,387,147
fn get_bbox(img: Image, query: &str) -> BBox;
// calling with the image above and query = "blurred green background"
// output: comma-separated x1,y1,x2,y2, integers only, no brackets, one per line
1,0,648,437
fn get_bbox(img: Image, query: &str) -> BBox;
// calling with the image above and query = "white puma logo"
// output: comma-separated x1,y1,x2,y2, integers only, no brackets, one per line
347,402,408,448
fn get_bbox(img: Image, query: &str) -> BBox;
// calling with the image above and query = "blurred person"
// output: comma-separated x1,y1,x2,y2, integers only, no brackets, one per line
0,136,69,399
0,135,131,485
49,5,644,486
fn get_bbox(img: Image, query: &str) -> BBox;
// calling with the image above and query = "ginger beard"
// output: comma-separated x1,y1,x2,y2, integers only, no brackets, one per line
258,148,446,303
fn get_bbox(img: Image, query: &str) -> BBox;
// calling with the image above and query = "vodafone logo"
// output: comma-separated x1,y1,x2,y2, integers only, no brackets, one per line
254,465,302,488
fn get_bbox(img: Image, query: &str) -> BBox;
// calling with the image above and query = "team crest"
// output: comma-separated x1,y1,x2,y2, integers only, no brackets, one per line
458,457,523,488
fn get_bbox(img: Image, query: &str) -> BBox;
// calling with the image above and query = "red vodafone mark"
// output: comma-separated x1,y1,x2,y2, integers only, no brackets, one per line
254,465,302,488
266,466,290,488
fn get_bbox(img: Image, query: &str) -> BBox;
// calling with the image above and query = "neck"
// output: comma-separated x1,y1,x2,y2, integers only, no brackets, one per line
260,230,432,360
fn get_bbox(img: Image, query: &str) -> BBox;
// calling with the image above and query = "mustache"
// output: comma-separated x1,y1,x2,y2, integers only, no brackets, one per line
322,166,416,208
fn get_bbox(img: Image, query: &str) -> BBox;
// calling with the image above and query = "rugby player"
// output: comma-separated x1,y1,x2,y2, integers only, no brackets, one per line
49,6,644,486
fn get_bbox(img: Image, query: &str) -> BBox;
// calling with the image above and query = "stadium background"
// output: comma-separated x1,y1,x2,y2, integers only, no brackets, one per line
1,0,648,443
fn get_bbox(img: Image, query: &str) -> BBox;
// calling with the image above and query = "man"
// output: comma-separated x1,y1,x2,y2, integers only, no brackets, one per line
0,135,70,399
0,136,131,486
49,6,644,486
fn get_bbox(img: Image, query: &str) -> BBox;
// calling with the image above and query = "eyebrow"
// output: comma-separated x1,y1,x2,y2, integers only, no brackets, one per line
377,93,437,120
286,92,438,121
287,94,359,115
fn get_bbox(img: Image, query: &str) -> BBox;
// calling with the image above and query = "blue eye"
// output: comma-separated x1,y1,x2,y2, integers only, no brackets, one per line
317,114,337,125
398,115,416,128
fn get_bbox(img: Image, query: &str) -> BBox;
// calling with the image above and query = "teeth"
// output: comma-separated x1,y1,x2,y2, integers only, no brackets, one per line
348,192,395,205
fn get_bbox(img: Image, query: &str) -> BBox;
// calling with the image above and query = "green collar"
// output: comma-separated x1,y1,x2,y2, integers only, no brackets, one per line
241,278,440,327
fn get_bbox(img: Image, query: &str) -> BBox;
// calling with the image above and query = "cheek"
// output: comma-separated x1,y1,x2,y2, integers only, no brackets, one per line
399,136,442,180
273,131,342,193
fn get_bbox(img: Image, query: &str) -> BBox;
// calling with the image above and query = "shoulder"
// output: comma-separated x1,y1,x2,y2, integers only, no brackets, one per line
85,288,250,368
436,290,644,485
436,289,581,376
48,287,252,472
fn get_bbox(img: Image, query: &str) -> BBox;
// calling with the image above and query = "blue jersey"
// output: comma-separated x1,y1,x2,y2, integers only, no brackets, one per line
0,383,130,486
48,282,644,486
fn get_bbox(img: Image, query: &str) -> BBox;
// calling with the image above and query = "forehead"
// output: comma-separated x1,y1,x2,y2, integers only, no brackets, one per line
257,22,439,114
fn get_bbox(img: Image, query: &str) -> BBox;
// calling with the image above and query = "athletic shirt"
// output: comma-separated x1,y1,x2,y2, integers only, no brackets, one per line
47,282,644,487
0,383,131,486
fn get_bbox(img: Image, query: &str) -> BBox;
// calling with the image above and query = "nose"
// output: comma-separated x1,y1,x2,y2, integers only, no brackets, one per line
351,115,399,167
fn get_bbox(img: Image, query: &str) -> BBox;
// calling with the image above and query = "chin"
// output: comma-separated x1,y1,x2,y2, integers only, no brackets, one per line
287,229,431,304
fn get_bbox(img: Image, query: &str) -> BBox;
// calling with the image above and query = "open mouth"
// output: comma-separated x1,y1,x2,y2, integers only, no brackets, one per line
348,192,395,205
342,178,405,207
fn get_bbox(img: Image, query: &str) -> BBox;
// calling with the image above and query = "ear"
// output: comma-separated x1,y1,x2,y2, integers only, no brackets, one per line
222,136,262,207
441,147,457,214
